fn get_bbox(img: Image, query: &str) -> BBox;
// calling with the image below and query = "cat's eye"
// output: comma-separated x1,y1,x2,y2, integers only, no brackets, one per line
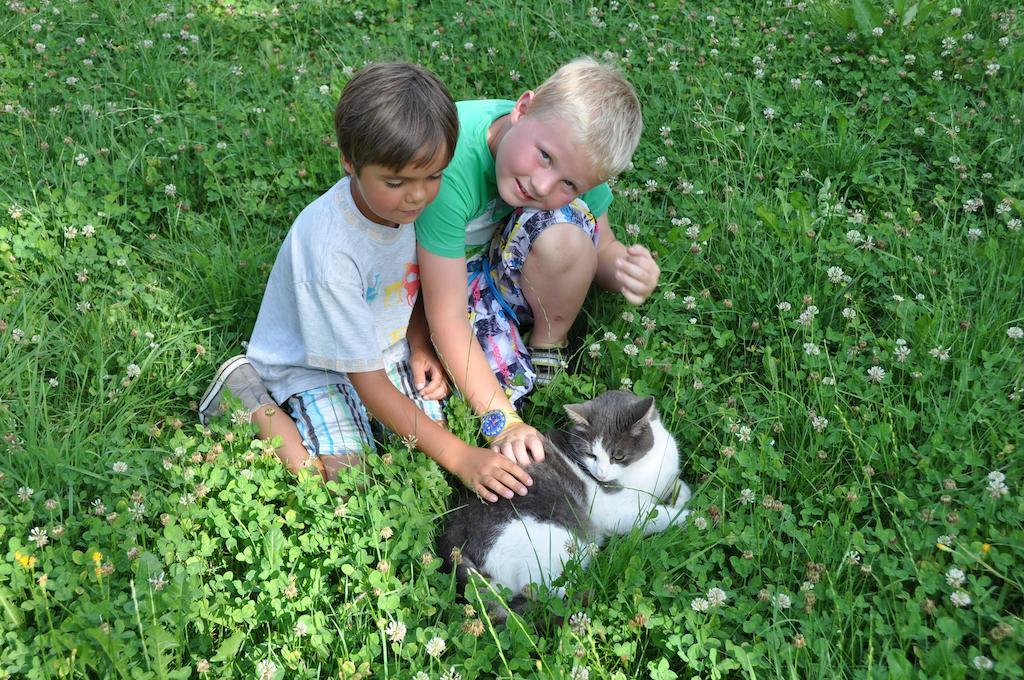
612,454,624,462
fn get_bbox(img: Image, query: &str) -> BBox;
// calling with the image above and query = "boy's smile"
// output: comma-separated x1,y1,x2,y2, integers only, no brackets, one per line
344,149,449,227
489,93,602,211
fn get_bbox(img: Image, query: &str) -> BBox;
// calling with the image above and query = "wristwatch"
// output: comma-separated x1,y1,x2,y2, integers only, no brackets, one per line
481,409,522,442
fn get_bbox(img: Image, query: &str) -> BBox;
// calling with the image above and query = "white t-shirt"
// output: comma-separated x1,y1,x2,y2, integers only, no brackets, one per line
247,177,419,403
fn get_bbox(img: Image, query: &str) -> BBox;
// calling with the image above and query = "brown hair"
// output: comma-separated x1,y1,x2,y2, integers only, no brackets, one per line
334,62,458,173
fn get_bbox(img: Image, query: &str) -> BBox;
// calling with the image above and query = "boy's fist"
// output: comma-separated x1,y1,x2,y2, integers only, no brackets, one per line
616,244,660,305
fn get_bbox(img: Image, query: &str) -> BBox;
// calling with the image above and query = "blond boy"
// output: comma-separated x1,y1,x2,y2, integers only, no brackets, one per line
415,57,659,468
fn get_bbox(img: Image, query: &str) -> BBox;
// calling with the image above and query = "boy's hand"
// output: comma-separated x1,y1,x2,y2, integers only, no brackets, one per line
410,345,450,401
452,446,533,503
491,421,545,468
616,244,660,305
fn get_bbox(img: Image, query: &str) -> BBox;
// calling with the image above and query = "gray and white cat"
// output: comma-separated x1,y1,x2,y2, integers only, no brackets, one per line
439,390,691,617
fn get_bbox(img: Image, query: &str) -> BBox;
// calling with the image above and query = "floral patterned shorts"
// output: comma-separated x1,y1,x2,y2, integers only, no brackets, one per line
467,199,598,407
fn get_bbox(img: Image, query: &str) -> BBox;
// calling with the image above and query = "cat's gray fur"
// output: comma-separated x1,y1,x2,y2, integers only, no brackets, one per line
438,390,691,618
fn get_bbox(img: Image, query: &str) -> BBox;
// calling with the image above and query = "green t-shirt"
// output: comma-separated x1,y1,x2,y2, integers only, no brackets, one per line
415,99,613,259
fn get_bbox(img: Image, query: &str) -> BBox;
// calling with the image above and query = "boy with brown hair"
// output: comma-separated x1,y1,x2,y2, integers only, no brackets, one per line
200,62,533,502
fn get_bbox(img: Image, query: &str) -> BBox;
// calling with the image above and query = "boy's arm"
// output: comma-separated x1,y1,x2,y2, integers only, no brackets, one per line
416,244,545,466
347,369,532,502
594,213,661,305
406,295,449,401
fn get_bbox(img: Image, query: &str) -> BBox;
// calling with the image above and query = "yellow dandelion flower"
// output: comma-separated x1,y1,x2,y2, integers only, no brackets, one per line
92,551,102,564
982,543,991,554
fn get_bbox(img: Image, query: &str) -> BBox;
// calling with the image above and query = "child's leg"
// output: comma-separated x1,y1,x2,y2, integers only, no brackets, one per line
250,403,323,478
199,355,320,478
518,221,597,348
285,383,372,482
478,200,599,390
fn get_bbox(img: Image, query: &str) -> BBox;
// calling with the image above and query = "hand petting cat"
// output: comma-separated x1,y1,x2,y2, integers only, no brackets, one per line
490,421,546,468
450,447,533,503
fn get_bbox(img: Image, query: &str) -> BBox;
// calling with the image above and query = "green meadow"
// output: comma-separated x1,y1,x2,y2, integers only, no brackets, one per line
1,0,1021,677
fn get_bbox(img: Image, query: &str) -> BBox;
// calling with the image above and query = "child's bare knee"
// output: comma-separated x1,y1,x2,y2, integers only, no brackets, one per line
528,223,597,277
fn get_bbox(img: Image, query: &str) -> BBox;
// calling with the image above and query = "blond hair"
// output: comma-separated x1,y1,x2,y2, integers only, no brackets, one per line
528,57,642,180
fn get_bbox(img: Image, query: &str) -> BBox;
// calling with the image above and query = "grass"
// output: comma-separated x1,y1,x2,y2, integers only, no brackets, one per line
1,0,1023,678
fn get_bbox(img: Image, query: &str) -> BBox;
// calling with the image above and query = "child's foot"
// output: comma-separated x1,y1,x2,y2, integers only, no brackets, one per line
530,343,569,386
198,355,274,425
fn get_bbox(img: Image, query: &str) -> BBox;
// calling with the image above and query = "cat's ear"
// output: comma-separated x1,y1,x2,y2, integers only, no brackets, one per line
564,403,590,427
630,396,657,434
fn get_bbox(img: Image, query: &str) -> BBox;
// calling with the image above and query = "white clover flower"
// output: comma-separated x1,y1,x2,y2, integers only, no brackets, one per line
603,331,617,342
385,620,406,643
763,107,775,120
827,266,845,283
690,597,710,612
126,363,141,378
867,366,886,383
740,488,755,504
684,295,697,309
256,659,277,680
29,527,48,548
112,461,128,473
318,84,330,95
294,620,309,637
425,635,446,658
949,590,971,607
872,26,883,37
693,516,708,530
588,343,601,358
777,301,792,312
914,127,926,136
569,611,591,634
929,346,950,361
774,593,792,609
842,307,856,319
570,666,590,680
706,587,727,607
803,342,820,356
149,571,167,591
846,550,861,565
972,656,993,670
164,184,176,197
945,567,966,588
623,343,639,357
1007,327,1023,340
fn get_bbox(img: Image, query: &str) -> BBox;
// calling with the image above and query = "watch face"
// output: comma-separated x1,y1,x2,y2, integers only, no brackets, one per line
481,410,507,438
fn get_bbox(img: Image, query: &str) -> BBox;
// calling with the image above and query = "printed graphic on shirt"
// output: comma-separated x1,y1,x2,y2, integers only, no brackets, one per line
366,272,382,302
382,263,420,307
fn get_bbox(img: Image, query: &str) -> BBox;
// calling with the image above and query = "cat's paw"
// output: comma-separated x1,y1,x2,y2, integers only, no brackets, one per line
671,508,690,527
672,480,692,509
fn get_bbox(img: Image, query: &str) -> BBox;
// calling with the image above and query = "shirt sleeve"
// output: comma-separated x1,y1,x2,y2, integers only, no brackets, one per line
415,175,471,259
581,182,612,218
295,279,385,373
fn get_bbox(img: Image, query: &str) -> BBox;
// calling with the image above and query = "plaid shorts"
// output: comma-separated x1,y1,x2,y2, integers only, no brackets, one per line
285,358,444,457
